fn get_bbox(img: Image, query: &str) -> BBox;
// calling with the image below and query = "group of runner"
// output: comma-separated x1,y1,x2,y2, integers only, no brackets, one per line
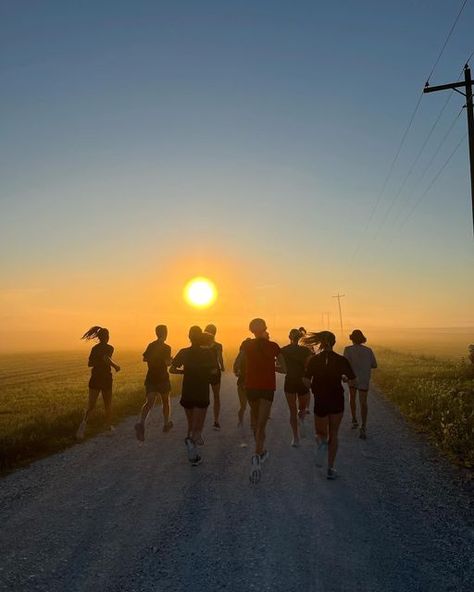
76,320,377,482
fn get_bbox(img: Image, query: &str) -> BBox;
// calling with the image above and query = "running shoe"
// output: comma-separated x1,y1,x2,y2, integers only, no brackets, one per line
249,455,261,484
314,439,328,467
213,422,221,431
327,467,338,480
259,450,269,464
351,419,359,429
76,421,86,440
162,420,174,433
359,427,367,440
195,436,205,446
134,422,145,442
191,455,202,466
291,438,301,448
185,437,197,462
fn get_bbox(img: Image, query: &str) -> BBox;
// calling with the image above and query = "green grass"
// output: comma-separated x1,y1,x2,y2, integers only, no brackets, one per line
0,351,179,473
374,348,474,468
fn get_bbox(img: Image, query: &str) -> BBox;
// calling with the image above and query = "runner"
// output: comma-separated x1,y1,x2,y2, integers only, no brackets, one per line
281,329,312,447
302,331,355,480
169,326,217,466
134,325,173,442
343,329,377,440
240,318,286,484
204,323,225,430
233,338,251,428
76,326,120,440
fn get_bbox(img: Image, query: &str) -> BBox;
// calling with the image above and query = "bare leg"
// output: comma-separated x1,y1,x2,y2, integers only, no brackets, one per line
359,390,368,429
211,382,221,424
184,408,192,438
102,389,113,428
297,393,310,417
349,387,357,422
160,392,171,426
139,393,156,425
285,393,299,442
254,399,272,455
237,385,247,425
191,407,208,442
82,389,100,424
314,414,329,444
328,412,344,468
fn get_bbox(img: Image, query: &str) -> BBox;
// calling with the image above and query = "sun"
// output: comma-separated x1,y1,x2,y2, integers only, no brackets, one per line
184,277,217,309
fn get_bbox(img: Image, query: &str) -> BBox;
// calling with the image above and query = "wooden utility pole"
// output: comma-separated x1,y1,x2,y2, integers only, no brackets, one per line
332,294,345,336
424,64,474,235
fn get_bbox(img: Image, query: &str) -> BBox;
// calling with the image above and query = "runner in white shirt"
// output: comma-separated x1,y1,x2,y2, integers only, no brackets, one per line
343,330,377,440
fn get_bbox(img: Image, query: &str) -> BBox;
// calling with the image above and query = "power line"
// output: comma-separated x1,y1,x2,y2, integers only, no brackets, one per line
399,132,467,229
349,2,471,263
426,0,471,84
375,92,455,232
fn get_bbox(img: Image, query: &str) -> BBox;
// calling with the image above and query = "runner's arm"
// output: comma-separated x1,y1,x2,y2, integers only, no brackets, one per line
169,350,184,374
276,353,287,374
104,356,120,372
233,351,243,376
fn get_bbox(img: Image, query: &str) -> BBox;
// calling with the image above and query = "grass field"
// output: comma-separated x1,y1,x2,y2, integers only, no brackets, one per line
374,349,474,468
0,351,174,473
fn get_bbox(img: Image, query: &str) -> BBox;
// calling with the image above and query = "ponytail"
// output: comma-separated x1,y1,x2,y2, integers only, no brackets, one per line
81,326,109,341
300,331,336,350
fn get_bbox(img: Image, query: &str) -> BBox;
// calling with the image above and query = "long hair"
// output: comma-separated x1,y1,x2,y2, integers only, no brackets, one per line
81,326,109,341
299,331,336,350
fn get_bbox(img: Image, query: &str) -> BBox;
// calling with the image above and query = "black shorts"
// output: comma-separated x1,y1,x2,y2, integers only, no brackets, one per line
313,394,344,417
284,377,309,396
246,389,275,403
180,397,210,410
145,380,171,395
89,373,112,391
209,370,221,386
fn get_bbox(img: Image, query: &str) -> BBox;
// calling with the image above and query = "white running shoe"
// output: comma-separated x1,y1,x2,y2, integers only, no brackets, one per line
259,450,269,464
76,422,86,440
314,440,328,467
185,437,197,462
327,467,338,480
249,455,261,484
291,438,301,448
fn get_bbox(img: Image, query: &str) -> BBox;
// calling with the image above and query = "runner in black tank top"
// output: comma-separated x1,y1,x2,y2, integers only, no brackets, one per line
204,324,224,430
134,325,173,442
76,326,121,440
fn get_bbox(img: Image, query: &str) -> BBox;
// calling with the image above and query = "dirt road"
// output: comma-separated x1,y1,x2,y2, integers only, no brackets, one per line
1,374,472,592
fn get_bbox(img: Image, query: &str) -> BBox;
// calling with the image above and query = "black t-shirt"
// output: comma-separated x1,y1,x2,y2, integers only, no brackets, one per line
305,350,355,397
143,340,171,383
172,346,215,398
89,343,114,376
281,344,311,379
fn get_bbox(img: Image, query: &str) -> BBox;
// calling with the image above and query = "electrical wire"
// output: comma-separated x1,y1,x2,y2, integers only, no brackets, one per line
398,132,467,230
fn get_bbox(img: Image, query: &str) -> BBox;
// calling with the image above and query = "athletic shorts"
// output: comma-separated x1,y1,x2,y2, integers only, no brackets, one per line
284,376,309,396
180,397,210,410
313,394,344,417
209,370,221,386
246,389,275,403
349,380,369,391
145,380,171,395
89,374,112,391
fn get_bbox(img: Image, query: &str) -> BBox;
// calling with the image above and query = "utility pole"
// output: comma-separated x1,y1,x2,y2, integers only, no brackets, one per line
332,294,345,337
424,64,474,235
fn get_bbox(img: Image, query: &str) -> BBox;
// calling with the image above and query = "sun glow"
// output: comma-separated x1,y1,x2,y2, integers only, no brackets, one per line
184,277,217,309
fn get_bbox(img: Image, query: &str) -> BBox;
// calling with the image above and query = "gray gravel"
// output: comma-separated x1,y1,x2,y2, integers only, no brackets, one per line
0,374,472,592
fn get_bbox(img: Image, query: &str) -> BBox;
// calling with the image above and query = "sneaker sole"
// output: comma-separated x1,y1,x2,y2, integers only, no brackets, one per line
249,466,261,484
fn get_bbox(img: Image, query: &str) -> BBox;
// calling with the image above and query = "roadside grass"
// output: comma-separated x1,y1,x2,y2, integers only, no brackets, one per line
374,348,474,468
0,351,179,473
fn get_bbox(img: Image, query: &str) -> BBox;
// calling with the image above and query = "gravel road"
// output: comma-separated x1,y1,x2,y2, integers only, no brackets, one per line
1,373,472,592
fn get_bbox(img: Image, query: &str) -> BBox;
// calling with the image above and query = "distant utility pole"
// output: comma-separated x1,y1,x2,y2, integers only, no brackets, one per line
332,293,345,336
424,64,474,235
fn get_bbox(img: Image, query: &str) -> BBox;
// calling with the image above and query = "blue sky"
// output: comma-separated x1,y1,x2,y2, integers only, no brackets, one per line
1,0,473,348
